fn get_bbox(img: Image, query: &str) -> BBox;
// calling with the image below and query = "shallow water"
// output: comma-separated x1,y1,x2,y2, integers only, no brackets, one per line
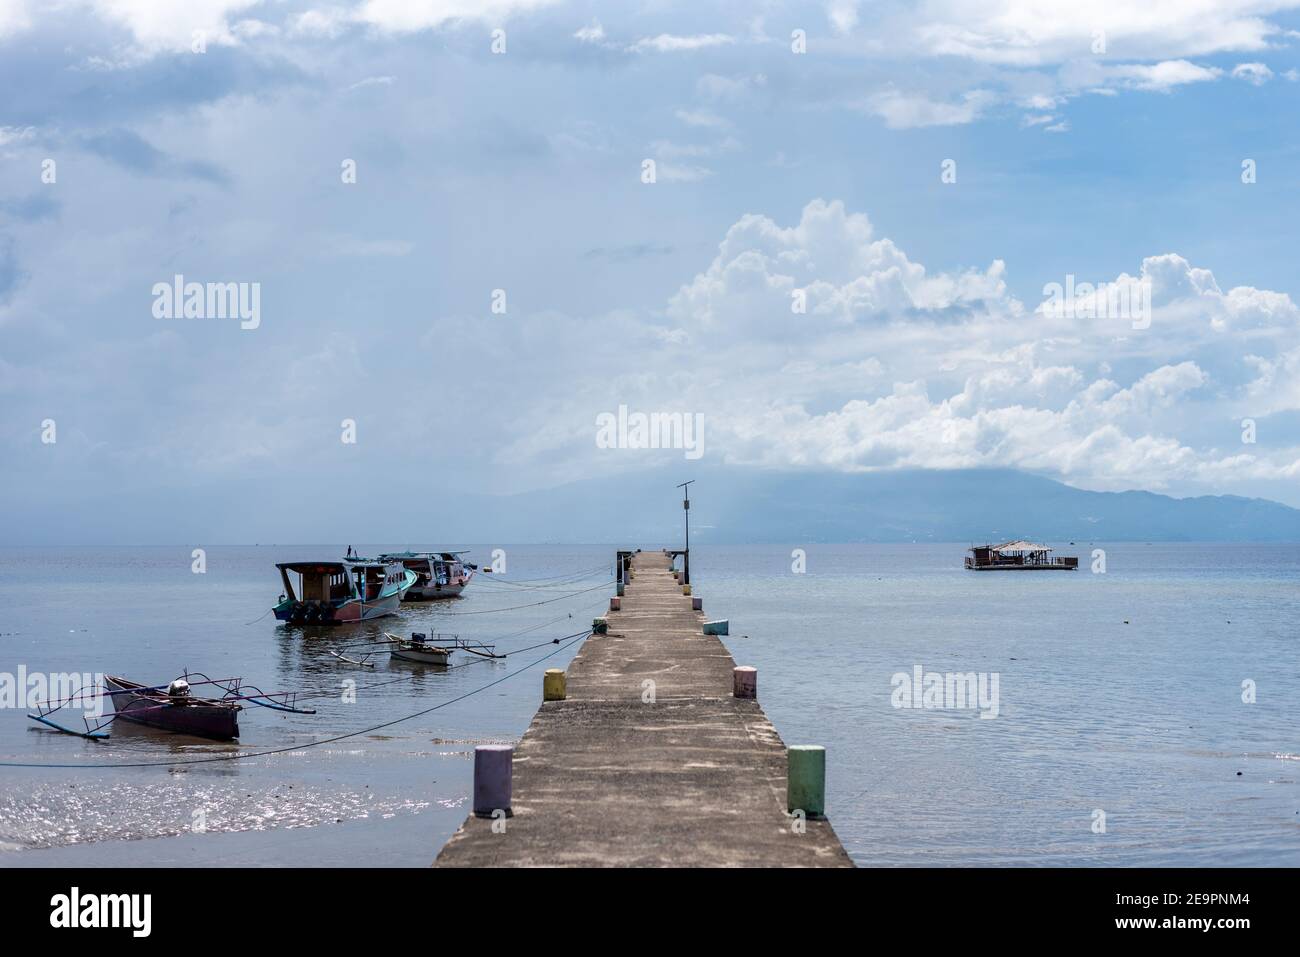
0,543,1296,866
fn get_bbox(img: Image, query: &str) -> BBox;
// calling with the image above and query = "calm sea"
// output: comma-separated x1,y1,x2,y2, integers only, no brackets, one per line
0,543,1296,867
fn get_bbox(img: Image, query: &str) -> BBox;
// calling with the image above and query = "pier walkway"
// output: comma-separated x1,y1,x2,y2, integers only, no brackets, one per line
435,549,852,867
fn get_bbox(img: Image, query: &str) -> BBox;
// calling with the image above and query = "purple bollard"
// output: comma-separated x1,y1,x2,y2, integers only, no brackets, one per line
733,666,757,700
691,597,703,611
473,744,513,817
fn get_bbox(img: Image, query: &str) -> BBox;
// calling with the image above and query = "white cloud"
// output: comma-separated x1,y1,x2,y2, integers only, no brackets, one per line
0,0,33,37
345,75,396,91
826,0,859,35
0,125,36,146
291,8,352,38
628,33,735,53
1231,62,1274,84
87,0,263,51
644,199,1300,491
574,19,604,43
914,1,1288,66
863,89,997,128
352,0,561,33
1101,59,1224,92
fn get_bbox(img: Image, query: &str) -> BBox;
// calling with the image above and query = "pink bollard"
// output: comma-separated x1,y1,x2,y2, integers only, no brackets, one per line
610,596,621,611
733,666,757,700
473,744,513,817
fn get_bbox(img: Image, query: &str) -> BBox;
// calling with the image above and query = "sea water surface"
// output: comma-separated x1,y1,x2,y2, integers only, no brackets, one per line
0,543,1295,867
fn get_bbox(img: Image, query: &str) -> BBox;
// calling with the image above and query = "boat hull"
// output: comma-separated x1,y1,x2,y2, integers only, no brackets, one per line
966,565,1077,571
390,645,451,665
402,581,468,600
105,677,240,740
274,591,404,624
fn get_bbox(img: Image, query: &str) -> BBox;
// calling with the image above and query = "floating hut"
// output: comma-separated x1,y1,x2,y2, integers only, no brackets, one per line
965,540,1079,571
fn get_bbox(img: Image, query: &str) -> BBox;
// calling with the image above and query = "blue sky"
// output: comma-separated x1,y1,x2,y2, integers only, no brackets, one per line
3,1,1300,543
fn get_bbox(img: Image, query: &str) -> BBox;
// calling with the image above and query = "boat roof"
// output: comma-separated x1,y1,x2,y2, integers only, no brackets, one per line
378,550,469,559
275,559,389,572
986,540,1052,553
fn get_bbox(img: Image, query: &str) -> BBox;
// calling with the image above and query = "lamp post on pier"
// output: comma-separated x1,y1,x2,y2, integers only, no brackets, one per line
677,480,694,586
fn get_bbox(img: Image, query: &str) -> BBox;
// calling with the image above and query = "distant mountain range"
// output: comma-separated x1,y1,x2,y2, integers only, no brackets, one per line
449,466,1300,544
11,466,1300,545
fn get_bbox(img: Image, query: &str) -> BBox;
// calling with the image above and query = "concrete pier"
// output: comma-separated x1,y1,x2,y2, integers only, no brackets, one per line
435,550,852,867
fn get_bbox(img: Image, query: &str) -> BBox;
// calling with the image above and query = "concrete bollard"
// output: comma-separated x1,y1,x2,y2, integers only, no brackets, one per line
609,596,621,611
787,745,826,818
691,596,702,611
616,582,625,597
592,617,608,634
473,744,513,817
733,666,757,699
543,668,566,701
682,584,692,596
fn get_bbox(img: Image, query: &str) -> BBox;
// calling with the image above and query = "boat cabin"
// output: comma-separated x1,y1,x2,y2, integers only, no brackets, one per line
380,551,470,585
966,540,1079,571
276,560,405,604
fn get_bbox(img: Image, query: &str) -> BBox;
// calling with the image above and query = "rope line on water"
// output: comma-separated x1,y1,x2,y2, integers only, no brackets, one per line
473,563,610,590
425,580,614,616
2,632,591,770
293,626,594,701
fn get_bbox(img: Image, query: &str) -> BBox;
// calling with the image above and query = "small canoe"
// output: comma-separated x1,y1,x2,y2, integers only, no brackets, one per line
105,675,241,740
702,619,729,636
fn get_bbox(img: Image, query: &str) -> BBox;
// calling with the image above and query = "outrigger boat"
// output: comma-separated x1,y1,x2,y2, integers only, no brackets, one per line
273,558,417,624
385,632,501,666
377,551,477,600
27,671,316,741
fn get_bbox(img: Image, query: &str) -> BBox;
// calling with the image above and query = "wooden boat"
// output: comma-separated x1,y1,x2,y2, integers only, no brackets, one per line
27,672,316,741
104,676,241,739
965,540,1079,571
389,633,453,665
384,632,501,666
273,558,417,624
378,551,476,600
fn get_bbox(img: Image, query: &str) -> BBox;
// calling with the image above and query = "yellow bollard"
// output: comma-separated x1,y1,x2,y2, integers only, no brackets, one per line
682,584,692,596
543,668,567,701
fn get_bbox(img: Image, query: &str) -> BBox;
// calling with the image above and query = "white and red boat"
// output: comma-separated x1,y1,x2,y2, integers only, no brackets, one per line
273,558,417,624
378,551,476,600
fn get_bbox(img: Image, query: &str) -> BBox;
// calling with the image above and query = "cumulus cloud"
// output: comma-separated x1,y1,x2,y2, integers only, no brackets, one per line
643,200,1300,492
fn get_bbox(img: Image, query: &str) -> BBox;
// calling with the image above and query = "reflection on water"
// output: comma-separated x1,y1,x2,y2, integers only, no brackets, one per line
0,779,433,849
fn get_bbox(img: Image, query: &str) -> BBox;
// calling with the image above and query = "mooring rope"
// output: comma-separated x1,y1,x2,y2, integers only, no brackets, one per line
320,603,596,653
2,631,591,770
473,562,610,590
428,580,614,616
294,626,596,701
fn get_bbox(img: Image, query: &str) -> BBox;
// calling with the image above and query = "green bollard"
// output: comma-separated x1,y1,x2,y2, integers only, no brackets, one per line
787,745,826,818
